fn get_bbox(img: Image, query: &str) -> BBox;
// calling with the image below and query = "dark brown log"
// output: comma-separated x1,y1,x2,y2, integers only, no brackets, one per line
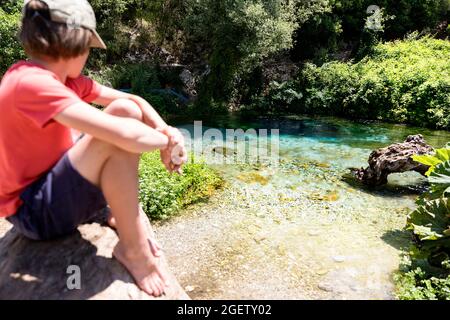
351,134,434,186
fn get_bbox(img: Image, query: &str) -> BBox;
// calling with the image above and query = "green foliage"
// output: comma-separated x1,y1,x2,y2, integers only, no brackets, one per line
241,81,303,117
0,5,25,76
254,37,450,129
88,0,138,64
292,0,450,62
414,147,450,201
395,265,450,300
407,197,450,242
407,147,450,266
1,0,22,13
428,162,450,200
184,0,300,113
138,152,224,220
87,63,184,116
398,143,450,300
413,147,450,176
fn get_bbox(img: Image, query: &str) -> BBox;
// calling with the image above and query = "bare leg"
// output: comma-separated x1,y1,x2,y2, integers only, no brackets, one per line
68,99,168,296
107,206,162,257
101,147,168,295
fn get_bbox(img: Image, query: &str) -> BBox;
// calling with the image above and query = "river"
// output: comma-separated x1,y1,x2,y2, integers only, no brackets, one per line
155,115,450,299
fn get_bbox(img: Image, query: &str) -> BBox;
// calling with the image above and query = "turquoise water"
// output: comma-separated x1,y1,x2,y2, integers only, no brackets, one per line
177,115,450,194
164,115,450,299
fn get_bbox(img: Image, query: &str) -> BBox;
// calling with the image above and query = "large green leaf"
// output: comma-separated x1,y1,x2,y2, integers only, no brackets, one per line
413,147,450,176
429,161,450,198
412,154,442,167
406,198,450,241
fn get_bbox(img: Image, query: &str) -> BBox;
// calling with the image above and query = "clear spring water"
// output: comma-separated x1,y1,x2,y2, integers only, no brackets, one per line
160,115,450,299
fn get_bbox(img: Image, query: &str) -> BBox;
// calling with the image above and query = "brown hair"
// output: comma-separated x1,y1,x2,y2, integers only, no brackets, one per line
20,0,93,60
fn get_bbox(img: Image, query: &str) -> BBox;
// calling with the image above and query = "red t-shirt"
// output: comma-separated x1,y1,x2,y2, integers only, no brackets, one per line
0,61,102,218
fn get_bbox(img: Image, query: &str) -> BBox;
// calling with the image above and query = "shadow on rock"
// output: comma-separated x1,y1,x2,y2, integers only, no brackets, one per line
0,221,189,300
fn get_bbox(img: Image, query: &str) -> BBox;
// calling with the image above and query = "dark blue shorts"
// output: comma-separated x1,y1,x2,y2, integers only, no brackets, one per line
6,153,108,240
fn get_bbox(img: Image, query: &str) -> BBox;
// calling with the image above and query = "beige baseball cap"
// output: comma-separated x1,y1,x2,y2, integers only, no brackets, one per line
23,0,106,49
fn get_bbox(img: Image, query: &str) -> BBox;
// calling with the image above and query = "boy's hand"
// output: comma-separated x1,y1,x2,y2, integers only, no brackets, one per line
159,126,187,174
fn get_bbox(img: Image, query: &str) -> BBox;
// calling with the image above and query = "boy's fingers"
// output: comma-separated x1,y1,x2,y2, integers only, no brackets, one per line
173,166,182,174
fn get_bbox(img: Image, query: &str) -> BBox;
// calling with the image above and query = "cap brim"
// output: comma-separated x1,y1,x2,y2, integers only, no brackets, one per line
90,30,106,49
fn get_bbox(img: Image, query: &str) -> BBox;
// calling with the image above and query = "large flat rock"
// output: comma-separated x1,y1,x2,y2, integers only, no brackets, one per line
0,219,189,300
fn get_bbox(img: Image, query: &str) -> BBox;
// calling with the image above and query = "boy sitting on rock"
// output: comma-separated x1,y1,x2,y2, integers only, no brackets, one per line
0,0,187,297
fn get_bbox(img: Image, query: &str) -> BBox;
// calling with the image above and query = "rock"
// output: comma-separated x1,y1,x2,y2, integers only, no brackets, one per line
253,235,267,243
307,230,320,237
184,285,196,292
317,268,360,294
212,146,237,157
351,134,434,186
332,256,346,263
0,219,189,300
316,269,329,276
180,69,195,88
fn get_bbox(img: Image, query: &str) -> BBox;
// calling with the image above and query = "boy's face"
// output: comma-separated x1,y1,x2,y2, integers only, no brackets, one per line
67,50,90,79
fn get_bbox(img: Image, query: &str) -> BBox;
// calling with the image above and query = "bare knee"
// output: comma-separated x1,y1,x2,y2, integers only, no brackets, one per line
69,134,138,188
104,98,143,121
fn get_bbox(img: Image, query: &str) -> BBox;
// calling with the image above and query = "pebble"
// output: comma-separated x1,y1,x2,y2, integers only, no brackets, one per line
253,236,267,243
332,256,346,263
185,285,196,292
316,269,329,276
318,283,333,292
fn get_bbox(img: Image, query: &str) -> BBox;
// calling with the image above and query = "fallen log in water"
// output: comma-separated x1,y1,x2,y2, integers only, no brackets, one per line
351,134,434,186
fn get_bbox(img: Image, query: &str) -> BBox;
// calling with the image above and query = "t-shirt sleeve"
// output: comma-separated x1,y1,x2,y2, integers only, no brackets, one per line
66,75,102,103
15,73,83,128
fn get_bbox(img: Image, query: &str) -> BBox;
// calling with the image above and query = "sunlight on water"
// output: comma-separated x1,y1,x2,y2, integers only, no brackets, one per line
163,115,450,299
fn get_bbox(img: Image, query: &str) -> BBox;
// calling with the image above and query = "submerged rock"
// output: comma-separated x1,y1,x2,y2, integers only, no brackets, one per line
212,146,237,157
236,172,270,185
351,134,433,186
0,219,189,300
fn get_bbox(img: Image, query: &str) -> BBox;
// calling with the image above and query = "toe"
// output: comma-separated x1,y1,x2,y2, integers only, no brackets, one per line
149,277,161,296
139,280,153,296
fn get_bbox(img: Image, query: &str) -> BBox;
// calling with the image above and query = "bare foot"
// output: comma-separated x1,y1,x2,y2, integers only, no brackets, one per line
113,241,170,297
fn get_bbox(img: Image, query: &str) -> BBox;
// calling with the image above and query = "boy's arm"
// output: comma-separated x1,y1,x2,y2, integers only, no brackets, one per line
93,85,168,131
92,85,187,174
54,101,169,154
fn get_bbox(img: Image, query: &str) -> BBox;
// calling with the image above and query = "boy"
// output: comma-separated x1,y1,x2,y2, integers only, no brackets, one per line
0,0,188,297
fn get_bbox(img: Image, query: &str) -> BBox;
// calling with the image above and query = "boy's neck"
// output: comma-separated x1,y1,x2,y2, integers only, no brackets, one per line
30,58,69,83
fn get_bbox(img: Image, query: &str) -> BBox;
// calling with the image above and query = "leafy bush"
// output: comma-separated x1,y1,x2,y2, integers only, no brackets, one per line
395,264,450,300
138,152,224,220
0,0,22,13
292,0,450,62
407,147,450,265
0,6,25,76
396,145,450,300
87,63,185,116
184,0,301,113
252,37,450,130
87,0,140,65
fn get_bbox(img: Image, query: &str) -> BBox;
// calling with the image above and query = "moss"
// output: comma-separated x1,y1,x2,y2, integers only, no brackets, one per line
308,191,340,202
236,172,270,185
